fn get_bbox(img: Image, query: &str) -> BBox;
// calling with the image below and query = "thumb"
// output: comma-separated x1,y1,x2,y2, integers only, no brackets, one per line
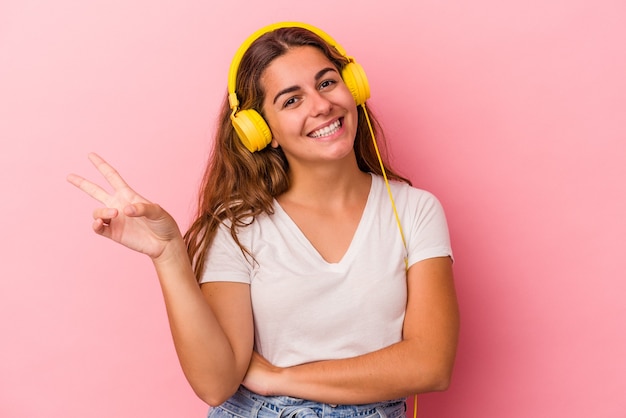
123,202,165,220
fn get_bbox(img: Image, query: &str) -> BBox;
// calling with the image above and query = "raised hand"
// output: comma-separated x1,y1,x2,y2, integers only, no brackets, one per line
67,153,183,259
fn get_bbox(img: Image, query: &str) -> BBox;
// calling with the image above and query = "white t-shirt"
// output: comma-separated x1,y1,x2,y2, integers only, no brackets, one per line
200,174,452,367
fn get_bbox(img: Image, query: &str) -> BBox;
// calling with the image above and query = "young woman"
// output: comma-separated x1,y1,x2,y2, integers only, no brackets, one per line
68,23,459,417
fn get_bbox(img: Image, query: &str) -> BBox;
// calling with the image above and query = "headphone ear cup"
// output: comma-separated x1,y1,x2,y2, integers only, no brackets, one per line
231,109,273,152
342,61,370,105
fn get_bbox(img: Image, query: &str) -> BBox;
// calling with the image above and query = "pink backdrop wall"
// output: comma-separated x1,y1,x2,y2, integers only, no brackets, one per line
1,0,625,416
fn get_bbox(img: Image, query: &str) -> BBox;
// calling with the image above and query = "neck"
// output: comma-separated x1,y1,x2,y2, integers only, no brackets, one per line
279,157,371,207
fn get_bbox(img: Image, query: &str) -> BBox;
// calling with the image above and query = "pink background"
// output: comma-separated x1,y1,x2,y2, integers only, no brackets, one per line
1,0,625,417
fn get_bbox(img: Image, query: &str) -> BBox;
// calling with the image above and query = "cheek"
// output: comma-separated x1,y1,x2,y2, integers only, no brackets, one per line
264,114,294,145
338,82,358,105
272,113,304,136
339,92,359,124
346,104,359,130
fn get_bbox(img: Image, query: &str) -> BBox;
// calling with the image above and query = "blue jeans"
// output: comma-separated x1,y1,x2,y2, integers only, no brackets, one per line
207,386,406,418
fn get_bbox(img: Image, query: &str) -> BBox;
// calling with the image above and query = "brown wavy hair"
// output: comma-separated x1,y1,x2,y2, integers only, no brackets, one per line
184,26,410,280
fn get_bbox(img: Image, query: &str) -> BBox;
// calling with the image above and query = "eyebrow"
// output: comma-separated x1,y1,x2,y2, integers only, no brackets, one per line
272,67,338,104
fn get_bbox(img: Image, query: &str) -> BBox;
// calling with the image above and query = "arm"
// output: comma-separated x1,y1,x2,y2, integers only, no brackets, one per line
154,249,254,406
68,153,253,406
243,256,459,404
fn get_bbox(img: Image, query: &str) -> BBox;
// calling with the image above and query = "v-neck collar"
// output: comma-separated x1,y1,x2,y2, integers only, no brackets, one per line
272,174,376,270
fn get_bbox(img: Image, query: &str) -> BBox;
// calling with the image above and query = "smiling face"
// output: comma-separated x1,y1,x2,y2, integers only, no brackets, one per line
260,46,359,168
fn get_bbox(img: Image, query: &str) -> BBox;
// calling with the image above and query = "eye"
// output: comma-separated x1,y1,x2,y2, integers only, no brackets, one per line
283,96,300,108
319,79,337,90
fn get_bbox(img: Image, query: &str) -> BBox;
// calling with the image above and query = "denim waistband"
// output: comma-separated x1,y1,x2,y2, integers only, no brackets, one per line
209,386,406,418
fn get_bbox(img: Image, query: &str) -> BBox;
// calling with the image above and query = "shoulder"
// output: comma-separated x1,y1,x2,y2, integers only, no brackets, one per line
371,174,442,208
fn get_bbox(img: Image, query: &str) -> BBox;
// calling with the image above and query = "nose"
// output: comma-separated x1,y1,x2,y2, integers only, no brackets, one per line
309,91,332,117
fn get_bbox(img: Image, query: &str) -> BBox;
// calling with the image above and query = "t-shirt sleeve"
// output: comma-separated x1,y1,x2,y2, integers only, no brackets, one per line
407,190,453,268
198,223,252,285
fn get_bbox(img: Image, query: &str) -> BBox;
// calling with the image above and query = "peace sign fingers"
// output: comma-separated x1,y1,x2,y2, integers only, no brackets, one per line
67,153,181,258
67,152,142,208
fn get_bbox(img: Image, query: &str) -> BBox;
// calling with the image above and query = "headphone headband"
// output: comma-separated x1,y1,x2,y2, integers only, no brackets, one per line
227,22,350,110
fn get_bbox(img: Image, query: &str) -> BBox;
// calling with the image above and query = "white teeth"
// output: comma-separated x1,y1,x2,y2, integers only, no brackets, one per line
310,120,341,138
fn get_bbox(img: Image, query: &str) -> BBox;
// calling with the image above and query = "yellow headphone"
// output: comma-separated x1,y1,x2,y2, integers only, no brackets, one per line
227,22,371,153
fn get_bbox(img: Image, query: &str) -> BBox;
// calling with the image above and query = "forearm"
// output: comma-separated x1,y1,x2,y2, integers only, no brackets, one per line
270,338,455,404
254,258,459,405
152,237,250,406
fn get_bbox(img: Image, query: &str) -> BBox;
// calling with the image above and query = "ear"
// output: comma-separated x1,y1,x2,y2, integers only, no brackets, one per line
270,137,279,148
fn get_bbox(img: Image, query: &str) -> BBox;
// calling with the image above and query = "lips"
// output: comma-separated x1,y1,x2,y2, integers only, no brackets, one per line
308,119,342,138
